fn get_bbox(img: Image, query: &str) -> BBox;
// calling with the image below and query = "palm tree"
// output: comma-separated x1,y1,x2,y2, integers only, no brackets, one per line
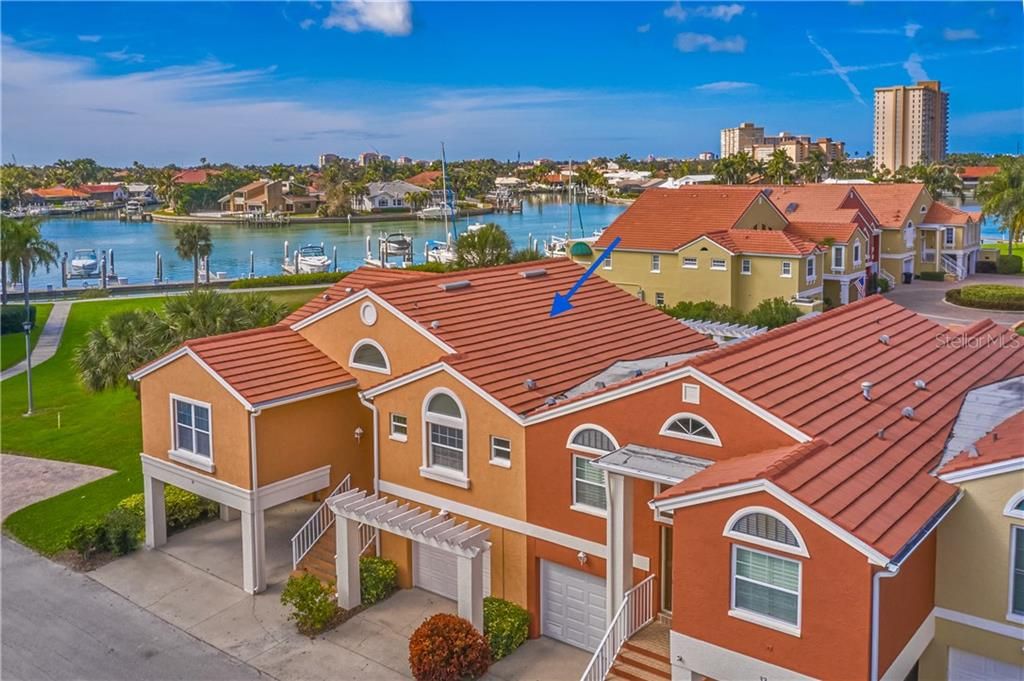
1,217,31,305
977,157,1024,256
453,223,514,269
4,216,60,318
764,149,796,185
713,153,756,185
173,223,213,289
154,167,180,211
828,156,851,180
911,163,964,200
797,149,829,184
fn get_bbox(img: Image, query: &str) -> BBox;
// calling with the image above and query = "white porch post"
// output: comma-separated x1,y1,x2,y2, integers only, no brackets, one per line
840,280,850,304
456,552,485,631
335,517,362,609
606,473,634,625
219,504,239,521
143,473,166,549
240,507,266,594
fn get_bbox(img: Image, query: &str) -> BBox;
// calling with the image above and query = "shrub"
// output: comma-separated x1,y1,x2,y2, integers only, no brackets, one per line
78,288,112,299
976,260,997,274
360,556,398,605
997,254,1023,275
405,262,450,273
117,485,218,531
878,277,891,293
917,271,946,281
665,299,745,324
228,271,348,289
745,297,802,329
104,507,143,556
483,597,530,660
280,573,340,636
67,520,108,559
409,613,491,681
0,305,35,334
946,284,1024,311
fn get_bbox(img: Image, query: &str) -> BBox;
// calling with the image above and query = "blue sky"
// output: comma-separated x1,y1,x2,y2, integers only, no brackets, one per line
2,1,1021,165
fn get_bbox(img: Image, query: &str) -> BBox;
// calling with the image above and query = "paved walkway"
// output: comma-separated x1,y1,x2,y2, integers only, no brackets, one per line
883,274,1023,327
0,453,114,520
0,300,71,381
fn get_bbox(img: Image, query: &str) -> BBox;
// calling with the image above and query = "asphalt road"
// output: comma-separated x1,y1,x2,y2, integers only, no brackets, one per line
1,537,269,681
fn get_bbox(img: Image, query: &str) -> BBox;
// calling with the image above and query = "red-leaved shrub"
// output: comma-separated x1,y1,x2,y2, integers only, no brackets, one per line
408,613,491,681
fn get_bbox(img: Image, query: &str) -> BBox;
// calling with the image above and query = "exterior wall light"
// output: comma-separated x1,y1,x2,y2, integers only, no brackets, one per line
354,426,364,443
577,551,588,565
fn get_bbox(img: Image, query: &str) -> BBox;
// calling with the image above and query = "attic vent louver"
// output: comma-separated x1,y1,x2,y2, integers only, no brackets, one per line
914,379,927,390
524,379,537,390
520,269,547,279
901,406,915,419
439,280,471,292
785,202,798,214
879,334,891,346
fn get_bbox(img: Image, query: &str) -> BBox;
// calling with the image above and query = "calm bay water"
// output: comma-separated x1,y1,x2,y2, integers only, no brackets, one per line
35,196,627,288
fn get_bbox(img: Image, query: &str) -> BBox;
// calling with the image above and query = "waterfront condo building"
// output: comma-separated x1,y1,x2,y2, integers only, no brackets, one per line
873,81,949,171
130,260,1022,681
721,122,846,162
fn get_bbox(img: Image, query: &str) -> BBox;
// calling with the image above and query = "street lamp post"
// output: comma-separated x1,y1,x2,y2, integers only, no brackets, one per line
22,319,34,416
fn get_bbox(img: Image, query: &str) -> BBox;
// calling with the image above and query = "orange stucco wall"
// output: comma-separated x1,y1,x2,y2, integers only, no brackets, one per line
877,533,936,676
296,296,446,389
139,355,253,488
254,388,374,492
673,491,874,680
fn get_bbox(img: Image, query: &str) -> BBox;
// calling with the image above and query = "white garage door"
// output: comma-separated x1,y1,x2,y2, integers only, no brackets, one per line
413,542,491,600
540,560,606,652
949,649,1024,681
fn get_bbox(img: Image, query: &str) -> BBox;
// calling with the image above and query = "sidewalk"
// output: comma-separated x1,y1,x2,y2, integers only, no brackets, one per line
1,301,71,381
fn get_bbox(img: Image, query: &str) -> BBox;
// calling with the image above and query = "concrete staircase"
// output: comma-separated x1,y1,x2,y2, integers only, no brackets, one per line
293,529,336,584
608,623,671,681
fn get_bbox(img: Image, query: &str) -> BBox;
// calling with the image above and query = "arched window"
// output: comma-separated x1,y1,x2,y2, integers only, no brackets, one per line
349,340,390,374
659,413,722,446
567,425,618,514
570,428,616,453
1005,491,1024,520
423,390,466,480
724,507,807,556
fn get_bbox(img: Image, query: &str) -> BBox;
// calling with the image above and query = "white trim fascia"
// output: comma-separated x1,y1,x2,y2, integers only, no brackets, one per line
257,464,331,510
675,234,737,256
597,461,682,486
140,453,253,509
823,271,868,283
253,380,358,410
879,611,935,681
131,347,254,411
723,505,810,557
939,457,1024,484
651,479,891,566
933,606,1024,640
880,252,915,259
796,286,823,298
290,288,457,355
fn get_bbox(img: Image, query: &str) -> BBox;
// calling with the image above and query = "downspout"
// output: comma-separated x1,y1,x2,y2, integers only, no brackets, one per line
248,408,263,589
358,392,382,555
870,563,899,681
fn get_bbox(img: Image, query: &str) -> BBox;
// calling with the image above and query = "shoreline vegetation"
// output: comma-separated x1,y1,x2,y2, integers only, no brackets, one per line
150,205,494,225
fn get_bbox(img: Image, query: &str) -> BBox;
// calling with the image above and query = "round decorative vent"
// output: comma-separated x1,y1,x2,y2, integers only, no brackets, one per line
360,302,378,326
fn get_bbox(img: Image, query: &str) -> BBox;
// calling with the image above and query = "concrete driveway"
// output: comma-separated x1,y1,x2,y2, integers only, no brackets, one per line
883,273,1023,327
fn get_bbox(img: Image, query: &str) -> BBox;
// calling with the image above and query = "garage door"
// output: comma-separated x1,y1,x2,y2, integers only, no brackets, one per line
413,542,490,600
540,560,606,652
949,649,1024,681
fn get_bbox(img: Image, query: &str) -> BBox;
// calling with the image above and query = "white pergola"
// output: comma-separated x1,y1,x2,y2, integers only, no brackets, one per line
329,488,491,629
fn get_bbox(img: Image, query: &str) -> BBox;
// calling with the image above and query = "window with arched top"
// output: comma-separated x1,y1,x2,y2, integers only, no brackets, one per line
659,413,722,446
570,428,616,453
724,507,807,556
349,340,390,374
422,390,467,484
1005,491,1024,520
566,425,618,515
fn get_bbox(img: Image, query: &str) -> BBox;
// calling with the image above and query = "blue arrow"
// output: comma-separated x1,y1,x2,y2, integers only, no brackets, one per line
550,236,621,317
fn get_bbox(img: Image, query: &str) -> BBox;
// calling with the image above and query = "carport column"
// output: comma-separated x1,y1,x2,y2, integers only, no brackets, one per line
240,506,266,594
606,473,634,625
456,552,484,631
840,281,850,305
334,516,362,609
143,473,166,549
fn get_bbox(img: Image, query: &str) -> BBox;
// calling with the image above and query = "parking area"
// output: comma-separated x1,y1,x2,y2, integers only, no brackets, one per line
883,273,1022,327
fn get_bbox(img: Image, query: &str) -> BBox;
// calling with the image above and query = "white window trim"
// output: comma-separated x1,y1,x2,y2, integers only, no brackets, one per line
723,506,809,557
682,383,700,404
806,256,816,282
729,544,802,637
389,413,408,442
349,338,392,375
1004,491,1024,519
781,261,792,278
651,255,661,273
654,292,665,307
710,258,728,271
853,241,862,266
741,259,752,275
168,394,214,473
945,227,955,246
571,453,608,517
421,387,469,486
1010,525,1024,624
603,253,613,270
683,257,698,269
489,435,512,468
658,411,722,447
565,423,620,455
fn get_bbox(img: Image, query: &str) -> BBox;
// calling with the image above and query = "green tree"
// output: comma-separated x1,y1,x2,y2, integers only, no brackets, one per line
765,149,795,185
797,149,829,184
1,164,37,205
911,162,964,200
454,223,514,268
3,216,60,314
153,167,180,211
977,157,1024,256
713,153,756,185
828,155,851,180
173,223,214,289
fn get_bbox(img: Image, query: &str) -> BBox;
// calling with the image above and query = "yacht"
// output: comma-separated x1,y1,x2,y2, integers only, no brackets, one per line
416,203,456,220
70,248,100,277
283,244,332,274
366,232,414,268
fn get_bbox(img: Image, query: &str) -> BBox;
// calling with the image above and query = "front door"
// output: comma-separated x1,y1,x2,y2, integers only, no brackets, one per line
660,525,673,613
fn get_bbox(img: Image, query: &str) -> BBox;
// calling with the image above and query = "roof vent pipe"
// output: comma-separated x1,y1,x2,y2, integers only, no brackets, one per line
430,320,440,329
877,428,886,440
879,335,891,346
861,381,874,401
523,379,537,390
966,445,979,458
544,397,557,406
901,406,915,419
914,379,927,390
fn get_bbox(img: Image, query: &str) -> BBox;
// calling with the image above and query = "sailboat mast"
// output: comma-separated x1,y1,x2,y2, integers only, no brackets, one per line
567,158,574,240
441,142,453,239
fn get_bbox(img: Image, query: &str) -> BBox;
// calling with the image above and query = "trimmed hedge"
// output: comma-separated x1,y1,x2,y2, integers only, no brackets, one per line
0,305,35,334
946,284,1024,311
917,271,947,281
483,597,530,660
228,271,348,288
117,485,218,531
281,573,341,636
998,254,1023,275
360,556,398,605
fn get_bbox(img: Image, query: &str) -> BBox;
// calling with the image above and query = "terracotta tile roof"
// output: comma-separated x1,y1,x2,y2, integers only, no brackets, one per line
405,171,442,188
79,183,125,193
786,221,862,243
959,166,1000,180
27,186,90,199
173,169,222,184
708,229,821,256
765,185,861,221
183,325,355,407
595,187,767,251
939,411,1024,475
280,267,440,326
853,184,926,229
923,202,974,225
657,295,1024,559
364,259,716,415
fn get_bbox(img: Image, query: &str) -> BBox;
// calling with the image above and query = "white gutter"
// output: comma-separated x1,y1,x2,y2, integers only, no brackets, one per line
870,564,899,681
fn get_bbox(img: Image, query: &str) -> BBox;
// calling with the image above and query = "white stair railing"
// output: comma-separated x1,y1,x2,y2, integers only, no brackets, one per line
579,574,656,681
291,474,351,568
941,254,966,280
360,522,378,555
880,269,897,289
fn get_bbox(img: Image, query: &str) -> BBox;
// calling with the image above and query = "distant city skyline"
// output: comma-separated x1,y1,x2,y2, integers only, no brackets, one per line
1,1,1021,165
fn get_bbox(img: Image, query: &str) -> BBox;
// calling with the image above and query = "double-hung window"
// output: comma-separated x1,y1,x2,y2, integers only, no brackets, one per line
1012,526,1024,620
651,255,661,273
945,227,955,246
831,245,845,272
573,456,607,511
390,413,408,441
806,256,816,281
732,546,801,631
603,252,613,270
655,292,665,307
853,241,862,265
490,436,512,467
171,397,212,471
422,391,467,486
741,259,752,275
781,261,792,278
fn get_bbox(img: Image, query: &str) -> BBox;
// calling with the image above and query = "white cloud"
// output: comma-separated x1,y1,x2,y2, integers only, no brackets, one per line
956,108,1024,135
674,32,746,53
806,33,865,105
103,47,144,64
637,24,651,33
904,22,922,38
944,28,979,41
903,52,929,81
694,80,755,91
851,22,921,38
300,18,316,30
77,34,102,43
323,0,412,37
664,3,745,23
664,2,687,21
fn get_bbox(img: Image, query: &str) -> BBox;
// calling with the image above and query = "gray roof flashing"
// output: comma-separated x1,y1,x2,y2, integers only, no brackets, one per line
564,353,703,400
937,376,1024,470
591,444,714,485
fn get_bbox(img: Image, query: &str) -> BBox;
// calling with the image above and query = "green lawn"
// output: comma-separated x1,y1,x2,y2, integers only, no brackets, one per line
1,288,325,554
1,303,53,371
985,242,1023,255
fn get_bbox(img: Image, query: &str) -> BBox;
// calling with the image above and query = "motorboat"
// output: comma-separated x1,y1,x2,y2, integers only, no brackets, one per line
366,232,414,268
70,248,100,277
283,243,332,274
425,237,456,265
416,204,456,220
123,200,144,216
543,235,568,258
